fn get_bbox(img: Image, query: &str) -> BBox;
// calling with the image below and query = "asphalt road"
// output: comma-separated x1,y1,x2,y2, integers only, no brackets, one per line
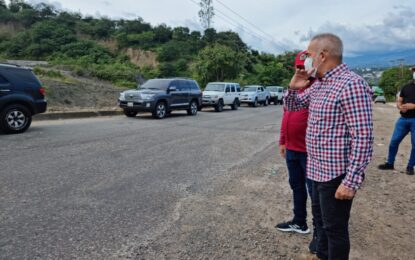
0,105,283,259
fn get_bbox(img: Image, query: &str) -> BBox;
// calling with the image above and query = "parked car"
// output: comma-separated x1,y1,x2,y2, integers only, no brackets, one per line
202,82,241,112
118,78,202,119
265,86,284,105
240,85,270,107
372,86,385,101
374,95,386,104
0,63,47,134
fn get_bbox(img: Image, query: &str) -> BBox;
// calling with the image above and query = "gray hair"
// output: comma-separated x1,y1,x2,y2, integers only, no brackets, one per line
311,33,343,63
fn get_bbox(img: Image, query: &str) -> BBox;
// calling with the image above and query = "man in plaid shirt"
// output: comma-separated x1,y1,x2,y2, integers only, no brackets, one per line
285,33,373,260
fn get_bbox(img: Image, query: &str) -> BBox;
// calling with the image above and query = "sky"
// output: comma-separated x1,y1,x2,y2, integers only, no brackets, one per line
10,0,415,57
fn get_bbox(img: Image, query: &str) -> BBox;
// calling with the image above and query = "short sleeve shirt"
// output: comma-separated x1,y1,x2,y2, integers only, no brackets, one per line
400,82,415,118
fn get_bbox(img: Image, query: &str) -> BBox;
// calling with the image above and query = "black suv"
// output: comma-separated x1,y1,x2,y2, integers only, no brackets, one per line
0,64,47,134
118,78,202,119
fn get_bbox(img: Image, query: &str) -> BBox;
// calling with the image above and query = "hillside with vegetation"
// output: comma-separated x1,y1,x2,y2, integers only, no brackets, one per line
0,0,298,93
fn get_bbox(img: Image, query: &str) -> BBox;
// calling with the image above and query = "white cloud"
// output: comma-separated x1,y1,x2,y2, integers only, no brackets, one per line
299,6,415,56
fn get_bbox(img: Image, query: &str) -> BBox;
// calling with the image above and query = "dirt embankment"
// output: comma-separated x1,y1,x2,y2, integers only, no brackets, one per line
118,104,415,260
40,70,128,112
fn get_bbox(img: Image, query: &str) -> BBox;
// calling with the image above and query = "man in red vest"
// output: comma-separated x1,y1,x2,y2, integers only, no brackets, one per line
276,51,317,254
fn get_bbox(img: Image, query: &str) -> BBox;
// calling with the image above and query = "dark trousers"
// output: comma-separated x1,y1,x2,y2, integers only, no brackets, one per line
285,149,313,225
312,175,353,260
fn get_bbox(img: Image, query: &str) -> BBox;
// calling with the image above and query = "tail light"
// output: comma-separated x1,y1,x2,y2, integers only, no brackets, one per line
39,87,46,96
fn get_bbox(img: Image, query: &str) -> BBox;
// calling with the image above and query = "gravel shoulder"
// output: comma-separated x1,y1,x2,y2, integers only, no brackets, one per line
128,103,415,260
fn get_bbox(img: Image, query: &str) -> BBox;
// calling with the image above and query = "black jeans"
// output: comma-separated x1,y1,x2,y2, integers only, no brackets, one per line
285,149,313,225
312,175,353,260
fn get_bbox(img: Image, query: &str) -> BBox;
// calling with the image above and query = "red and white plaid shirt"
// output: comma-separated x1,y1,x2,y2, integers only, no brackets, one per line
285,64,374,190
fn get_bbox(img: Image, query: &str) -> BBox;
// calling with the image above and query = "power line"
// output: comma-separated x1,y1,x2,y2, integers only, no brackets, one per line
215,13,263,41
215,0,277,42
188,0,275,46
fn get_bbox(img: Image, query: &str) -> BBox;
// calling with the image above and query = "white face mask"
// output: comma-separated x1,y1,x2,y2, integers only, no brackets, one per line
304,57,313,72
304,53,322,78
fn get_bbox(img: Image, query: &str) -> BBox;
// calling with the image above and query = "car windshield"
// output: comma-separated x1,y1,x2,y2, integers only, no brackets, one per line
139,79,170,90
266,87,278,92
205,84,225,91
243,87,257,92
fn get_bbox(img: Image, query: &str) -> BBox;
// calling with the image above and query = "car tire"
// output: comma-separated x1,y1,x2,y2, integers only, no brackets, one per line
152,101,167,119
187,100,198,116
215,99,224,112
264,97,269,106
124,110,137,117
253,98,258,107
231,99,238,110
0,104,32,134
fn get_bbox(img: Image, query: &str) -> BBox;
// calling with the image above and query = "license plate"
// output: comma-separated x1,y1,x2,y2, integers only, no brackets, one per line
127,102,133,107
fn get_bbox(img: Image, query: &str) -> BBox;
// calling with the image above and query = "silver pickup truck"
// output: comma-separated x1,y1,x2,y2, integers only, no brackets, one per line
240,85,270,107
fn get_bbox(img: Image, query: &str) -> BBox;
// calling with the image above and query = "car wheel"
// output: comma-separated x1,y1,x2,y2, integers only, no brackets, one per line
0,104,32,134
215,99,224,112
231,99,238,110
264,97,269,106
253,98,258,107
152,101,167,119
124,110,137,117
187,100,198,116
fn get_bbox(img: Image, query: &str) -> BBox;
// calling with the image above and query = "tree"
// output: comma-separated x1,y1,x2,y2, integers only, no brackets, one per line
35,3,57,18
216,31,247,52
172,27,190,42
117,18,151,34
0,0,7,9
202,28,217,45
27,20,76,57
157,42,181,62
8,0,33,13
379,66,413,97
199,0,214,30
194,43,246,87
153,24,172,43
15,8,39,26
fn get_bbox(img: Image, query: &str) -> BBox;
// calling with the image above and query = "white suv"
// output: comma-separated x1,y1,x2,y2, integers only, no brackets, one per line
240,85,270,107
202,82,241,112
265,86,284,105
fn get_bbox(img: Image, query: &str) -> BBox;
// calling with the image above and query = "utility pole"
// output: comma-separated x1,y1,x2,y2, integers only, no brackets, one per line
199,0,214,30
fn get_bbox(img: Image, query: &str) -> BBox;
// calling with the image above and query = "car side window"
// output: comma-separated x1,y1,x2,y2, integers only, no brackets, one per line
169,80,179,89
179,80,190,92
225,85,230,93
231,85,235,93
236,85,241,92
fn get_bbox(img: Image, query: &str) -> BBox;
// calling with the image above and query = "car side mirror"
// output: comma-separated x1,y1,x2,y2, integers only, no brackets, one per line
169,86,177,92
225,89,230,93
